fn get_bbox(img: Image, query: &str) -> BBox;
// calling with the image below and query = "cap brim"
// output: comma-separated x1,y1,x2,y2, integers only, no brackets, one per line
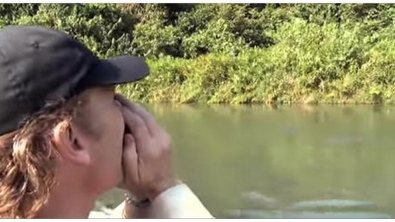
82,55,150,87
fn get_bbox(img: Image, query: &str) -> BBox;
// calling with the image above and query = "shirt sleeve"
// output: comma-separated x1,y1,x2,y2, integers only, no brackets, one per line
149,183,214,218
91,183,214,219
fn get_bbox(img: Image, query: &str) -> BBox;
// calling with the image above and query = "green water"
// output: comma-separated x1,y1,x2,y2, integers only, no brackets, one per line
96,104,395,218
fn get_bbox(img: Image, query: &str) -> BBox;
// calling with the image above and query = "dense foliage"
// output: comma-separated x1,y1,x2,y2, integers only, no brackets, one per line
2,3,395,104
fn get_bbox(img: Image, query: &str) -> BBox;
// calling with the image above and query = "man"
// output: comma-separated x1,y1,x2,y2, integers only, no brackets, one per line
0,25,213,218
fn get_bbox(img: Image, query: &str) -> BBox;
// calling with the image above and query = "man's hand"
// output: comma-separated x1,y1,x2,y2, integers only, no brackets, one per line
115,94,179,201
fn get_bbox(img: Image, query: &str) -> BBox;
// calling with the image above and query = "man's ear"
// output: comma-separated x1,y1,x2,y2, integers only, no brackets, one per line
52,121,91,166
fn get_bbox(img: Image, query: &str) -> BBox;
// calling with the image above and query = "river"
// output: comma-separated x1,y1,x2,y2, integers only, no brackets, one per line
95,104,395,218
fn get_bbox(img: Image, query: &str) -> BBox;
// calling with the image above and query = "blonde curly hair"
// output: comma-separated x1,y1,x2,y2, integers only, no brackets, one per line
0,94,91,218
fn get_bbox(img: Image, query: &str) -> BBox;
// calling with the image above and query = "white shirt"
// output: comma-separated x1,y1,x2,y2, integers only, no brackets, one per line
89,183,214,219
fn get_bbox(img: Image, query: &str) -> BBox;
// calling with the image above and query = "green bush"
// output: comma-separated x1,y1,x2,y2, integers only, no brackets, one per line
1,3,395,104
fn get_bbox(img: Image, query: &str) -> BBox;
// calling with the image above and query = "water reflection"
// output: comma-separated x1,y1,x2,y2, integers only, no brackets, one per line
97,105,395,218
225,190,392,218
225,209,391,219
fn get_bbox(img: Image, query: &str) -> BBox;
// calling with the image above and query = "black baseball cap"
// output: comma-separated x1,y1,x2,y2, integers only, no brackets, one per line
0,25,149,136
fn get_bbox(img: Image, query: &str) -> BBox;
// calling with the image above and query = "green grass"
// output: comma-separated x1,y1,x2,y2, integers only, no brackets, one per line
118,18,395,104
4,3,395,104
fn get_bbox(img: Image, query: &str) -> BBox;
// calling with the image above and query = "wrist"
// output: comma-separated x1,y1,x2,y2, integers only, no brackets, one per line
124,190,147,201
124,192,151,209
122,197,151,219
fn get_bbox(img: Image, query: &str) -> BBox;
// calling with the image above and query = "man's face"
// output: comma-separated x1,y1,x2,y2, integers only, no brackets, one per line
74,86,125,192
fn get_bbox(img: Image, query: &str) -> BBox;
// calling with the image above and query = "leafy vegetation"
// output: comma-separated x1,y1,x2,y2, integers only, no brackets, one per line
2,3,395,104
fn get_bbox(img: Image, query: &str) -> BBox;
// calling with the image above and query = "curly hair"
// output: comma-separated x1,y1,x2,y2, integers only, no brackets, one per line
0,95,89,218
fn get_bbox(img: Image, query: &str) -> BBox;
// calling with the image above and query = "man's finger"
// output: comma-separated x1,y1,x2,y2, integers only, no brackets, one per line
122,133,137,164
122,106,152,139
115,94,159,134
122,134,142,193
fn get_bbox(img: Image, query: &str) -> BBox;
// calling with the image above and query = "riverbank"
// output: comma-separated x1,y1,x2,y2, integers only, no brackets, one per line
3,4,395,104
118,18,395,104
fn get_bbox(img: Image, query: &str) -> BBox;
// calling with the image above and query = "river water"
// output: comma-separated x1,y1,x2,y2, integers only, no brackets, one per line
95,104,395,218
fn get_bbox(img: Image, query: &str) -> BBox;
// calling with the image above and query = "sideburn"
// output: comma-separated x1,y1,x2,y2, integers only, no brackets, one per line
66,91,103,141
72,107,103,141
